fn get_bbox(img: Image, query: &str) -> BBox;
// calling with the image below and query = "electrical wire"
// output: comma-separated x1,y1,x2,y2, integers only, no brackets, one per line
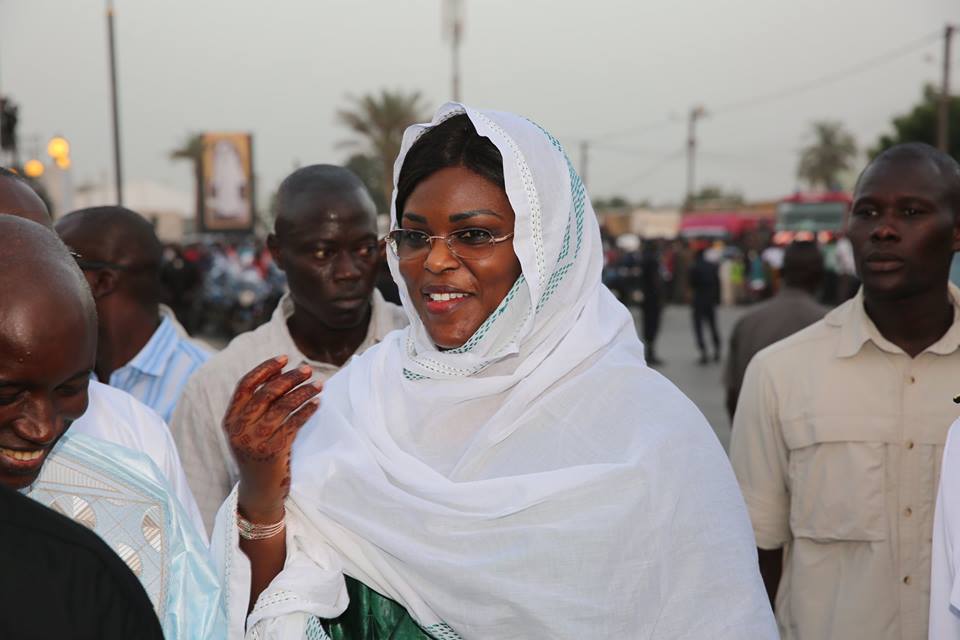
708,29,943,118
605,148,686,193
581,27,943,145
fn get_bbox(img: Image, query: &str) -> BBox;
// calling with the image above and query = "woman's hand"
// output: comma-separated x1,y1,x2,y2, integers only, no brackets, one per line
223,355,322,523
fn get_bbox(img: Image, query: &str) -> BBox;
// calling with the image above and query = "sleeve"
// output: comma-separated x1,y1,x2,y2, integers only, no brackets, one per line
141,407,207,543
170,377,237,535
209,487,350,640
930,424,960,639
729,356,791,549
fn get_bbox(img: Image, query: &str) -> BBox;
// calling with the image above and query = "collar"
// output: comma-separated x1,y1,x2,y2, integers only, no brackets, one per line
827,283,960,358
123,306,184,376
271,290,392,369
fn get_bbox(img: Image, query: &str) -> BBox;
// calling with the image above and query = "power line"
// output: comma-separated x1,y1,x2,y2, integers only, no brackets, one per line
590,116,683,143
582,28,942,147
708,28,943,118
606,148,686,193
589,141,681,157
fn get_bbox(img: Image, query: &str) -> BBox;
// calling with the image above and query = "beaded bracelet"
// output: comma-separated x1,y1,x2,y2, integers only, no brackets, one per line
236,508,286,541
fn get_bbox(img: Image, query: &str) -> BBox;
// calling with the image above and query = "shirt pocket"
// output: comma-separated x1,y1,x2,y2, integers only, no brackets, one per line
783,416,889,542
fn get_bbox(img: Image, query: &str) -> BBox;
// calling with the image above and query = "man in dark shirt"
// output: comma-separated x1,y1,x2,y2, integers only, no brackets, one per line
723,241,828,421
689,248,722,364
0,483,163,639
640,241,665,365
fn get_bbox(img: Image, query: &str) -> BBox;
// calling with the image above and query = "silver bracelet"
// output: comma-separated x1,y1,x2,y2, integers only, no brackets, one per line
236,508,286,541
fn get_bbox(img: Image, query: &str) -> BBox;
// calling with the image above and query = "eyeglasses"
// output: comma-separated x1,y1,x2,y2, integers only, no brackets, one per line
386,228,514,262
69,251,156,273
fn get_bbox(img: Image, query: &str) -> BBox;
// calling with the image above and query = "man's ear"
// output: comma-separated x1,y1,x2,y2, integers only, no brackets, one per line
267,234,285,273
86,268,119,299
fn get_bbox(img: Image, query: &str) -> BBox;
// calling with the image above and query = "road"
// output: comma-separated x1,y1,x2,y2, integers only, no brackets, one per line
636,304,748,451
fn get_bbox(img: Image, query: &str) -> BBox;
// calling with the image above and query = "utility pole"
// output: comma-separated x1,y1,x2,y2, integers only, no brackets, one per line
444,0,464,101
106,0,124,205
685,105,706,210
580,140,589,190
938,24,955,153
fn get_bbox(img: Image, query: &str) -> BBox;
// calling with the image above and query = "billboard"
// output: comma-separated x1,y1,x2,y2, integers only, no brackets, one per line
197,132,254,232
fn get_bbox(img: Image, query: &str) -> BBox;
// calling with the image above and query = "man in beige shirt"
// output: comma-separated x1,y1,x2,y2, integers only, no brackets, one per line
171,165,407,531
730,142,960,640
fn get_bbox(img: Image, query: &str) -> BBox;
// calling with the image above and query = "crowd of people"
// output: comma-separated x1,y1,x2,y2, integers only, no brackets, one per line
2,103,960,640
601,229,861,368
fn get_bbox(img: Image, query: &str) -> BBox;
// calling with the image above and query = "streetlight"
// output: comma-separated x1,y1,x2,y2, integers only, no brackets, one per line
46,135,73,216
23,159,44,179
47,136,70,161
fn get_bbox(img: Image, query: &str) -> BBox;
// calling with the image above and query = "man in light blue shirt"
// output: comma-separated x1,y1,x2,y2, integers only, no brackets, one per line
56,206,213,422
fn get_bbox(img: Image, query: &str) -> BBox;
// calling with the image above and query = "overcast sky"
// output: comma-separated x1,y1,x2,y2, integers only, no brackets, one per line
1,0,958,209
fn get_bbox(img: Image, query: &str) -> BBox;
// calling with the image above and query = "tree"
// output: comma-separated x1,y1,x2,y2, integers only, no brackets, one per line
871,84,960,161
797,121,857,190
344,153,388,214
169,133,203,164
170,134,203,224
337,90,429,211
685,184,744,210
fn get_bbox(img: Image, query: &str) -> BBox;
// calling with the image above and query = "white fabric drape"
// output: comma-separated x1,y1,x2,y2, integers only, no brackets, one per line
214,103,775,639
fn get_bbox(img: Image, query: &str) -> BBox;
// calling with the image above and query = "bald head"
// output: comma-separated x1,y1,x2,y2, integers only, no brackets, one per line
274,164,376,237
0,168,50,227
0,215,97,489
858,143,960,215
267,164,381,330
0,215,96,335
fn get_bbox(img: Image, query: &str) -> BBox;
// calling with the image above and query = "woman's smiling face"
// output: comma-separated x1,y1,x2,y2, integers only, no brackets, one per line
398,165,522,350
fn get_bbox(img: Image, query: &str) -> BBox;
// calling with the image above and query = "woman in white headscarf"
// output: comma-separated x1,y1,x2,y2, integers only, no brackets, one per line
213,104,776,639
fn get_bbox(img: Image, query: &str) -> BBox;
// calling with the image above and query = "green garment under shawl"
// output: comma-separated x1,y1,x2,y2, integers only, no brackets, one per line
311,577,462,640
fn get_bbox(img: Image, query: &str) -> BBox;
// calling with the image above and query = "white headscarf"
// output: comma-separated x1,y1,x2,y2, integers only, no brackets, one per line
223,103,775,639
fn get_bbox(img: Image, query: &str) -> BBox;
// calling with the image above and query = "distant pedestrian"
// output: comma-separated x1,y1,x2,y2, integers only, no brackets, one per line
732,143,960,639
640,240,665,365
690,248,721,364
724,241,827,421
160,244,202,333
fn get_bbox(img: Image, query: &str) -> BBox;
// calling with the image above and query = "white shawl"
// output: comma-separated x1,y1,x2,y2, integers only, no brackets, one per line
214,103,776,639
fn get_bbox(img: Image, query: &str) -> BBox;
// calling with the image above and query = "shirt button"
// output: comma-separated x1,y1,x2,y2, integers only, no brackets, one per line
906,441,915,450
908,375,916,384
904,507,913,518
903,575,912,585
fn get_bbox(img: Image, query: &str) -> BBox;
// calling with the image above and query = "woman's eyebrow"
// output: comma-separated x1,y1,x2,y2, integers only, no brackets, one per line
402,212,428,223
449,209,504,222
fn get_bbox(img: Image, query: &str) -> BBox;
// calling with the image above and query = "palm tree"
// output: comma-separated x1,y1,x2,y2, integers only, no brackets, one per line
337,90,429,210
797,121,857,191
170,134,203,218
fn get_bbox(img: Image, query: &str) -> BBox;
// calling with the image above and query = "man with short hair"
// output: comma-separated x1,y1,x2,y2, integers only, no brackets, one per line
56,206,212,423
724,241,828,422
730,143,960,639
0,172,203,531
0,215,222,637
171,164,407,530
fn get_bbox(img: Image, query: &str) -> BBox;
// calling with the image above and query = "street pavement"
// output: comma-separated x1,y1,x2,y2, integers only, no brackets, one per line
636,304,748,451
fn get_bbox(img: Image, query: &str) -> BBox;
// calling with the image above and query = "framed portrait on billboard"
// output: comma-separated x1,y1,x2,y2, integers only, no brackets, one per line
197,132,255,232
